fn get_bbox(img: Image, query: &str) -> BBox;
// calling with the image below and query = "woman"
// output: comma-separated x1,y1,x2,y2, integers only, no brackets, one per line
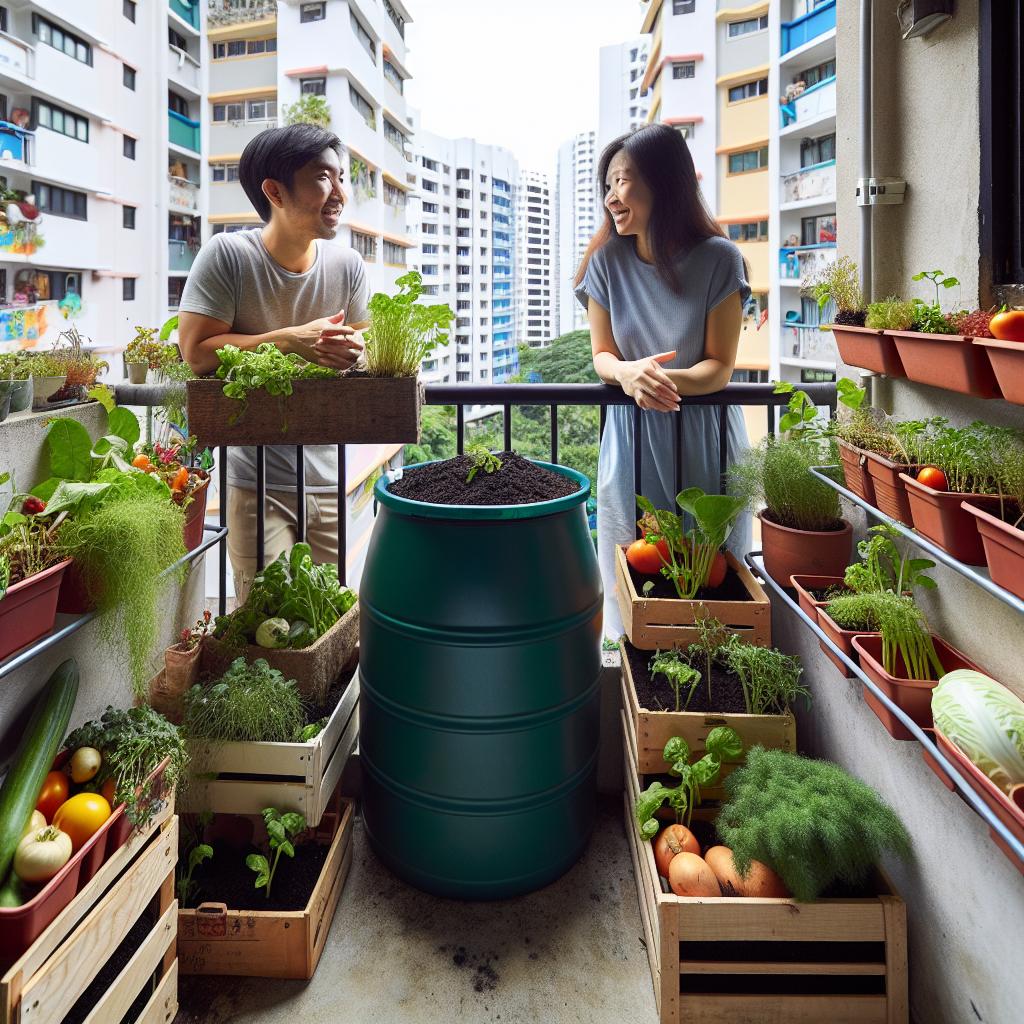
574,124,752,639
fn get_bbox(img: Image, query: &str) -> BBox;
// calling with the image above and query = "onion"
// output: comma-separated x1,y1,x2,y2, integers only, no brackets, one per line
705,845,789,897
667,852,721,897
21,809,46,840
654,824,701,879
71,746,101,784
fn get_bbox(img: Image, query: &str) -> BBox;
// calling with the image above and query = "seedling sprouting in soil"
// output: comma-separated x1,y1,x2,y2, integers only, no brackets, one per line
246,807,307,900
466,444,503,483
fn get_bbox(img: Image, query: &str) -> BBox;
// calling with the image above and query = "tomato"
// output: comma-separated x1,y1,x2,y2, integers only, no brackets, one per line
989,309,1024,343
916,466,948,491
131,453,151,470
53,793,112,852
706,550,728,590
100,776,118,807
36,770,70,824
626,538,670,575
170,467,190,492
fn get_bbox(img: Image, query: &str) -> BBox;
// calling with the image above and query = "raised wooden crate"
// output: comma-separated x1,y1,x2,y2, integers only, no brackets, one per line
1,806,179,1024
616,547,771,651
620,642,796,797
180,669,359,824
177,797,354,979
186,376,422,447
622,713,908,1024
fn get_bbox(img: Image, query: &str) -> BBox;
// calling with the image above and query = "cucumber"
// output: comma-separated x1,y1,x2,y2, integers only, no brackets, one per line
0,659,79,886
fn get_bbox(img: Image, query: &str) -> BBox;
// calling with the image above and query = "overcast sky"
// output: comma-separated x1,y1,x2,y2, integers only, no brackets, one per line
405,0,642,175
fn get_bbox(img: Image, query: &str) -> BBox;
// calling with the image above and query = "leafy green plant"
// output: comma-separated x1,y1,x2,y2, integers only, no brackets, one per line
865,297,917,331
649,649,702,712
465,443,502,483
634,728,743,838
686,614,731,696
63,705,189,828
719,636,809,715
843,524,936,595
910,269,960,334
0,352,32,380
183,658,306,744
282,93,330,128
992,432,1024,527
915,421,1012,494
246,807,308,900
177,811,213,909
717,746,911,901
809,255,865,324
824,590,885,632
364,271,454,377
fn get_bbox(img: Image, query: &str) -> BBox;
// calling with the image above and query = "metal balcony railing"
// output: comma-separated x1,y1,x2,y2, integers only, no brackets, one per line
781,0,836,55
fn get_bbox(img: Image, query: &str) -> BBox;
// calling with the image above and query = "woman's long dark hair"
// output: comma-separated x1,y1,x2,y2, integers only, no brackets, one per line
574,124,725,294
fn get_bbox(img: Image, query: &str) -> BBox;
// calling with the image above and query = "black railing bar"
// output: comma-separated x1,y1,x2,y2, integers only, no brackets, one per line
599,403,607,441
337,443,347,587
550,404,558,466
632,405,643,508
295,445,305,544
503,402,512,452
255,446,266,573
745,550,1024,867
718,404,728,496
809,466,1024,616
456,404,465,455
673,409,683,499
218,447,228,617
767,403,776,439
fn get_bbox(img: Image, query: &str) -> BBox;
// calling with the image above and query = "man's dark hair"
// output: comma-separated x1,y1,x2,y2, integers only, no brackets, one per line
239,123,342,221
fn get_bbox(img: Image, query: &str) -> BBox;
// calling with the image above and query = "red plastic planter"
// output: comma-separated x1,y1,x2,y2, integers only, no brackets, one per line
900,475,1000,565
55,561,94,616
182,475,211,552
973,337,1024,405
864,453,918,525
830,325,906,378
888,330,1002,398
836,440,877,506
815,605,877,678
758,512,852,587
961,501,1024,600
0,560,72,663
851,633,983,741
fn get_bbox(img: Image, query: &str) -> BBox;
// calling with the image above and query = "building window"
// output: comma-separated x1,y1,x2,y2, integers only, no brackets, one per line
383,240,406,266
798,59,836,89
349,84,375,128
728,14,768,37
726,220,768,242
728,146,768,173
123,0,136,23
33,182,87,221
672,0,695,13
123,135,136,159
212,102,244,122
33,100,89,143
422,179,437,192
350,10,376,62
211,162,241,182
214,40,247,59
168,91,190,117
728,78,768,102
383,0,405,38
351,229,377,262
384,181,407,207
383,59,403,93
123,206,136,229
123,64,136,90
33,15,92,64
423,202,438,214
421,156,438,171
800,132,836,167
170,27,188,51
384,118,408,154
674,122,696,139
247,98,277,121
300,2,326,23
672,61,695,80
123,278,136,301
300,77,326,96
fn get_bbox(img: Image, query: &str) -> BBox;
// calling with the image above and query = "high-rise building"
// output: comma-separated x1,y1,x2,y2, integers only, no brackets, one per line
407,116,518,385
0,0,207,356
514,168,554,350
769,0,838,383
556,131,597,336
597,36,651,153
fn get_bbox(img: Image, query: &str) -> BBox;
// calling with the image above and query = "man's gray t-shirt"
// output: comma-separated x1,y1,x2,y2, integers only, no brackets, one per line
179,229,369,492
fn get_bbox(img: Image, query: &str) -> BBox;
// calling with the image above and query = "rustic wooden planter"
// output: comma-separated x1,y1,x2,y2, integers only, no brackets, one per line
186,376,423,447
973,337,1024,405
620,642,795,798
1,810,178,1024
888,330,1001,398
837,439,877,505
615,547,771,651
961,500,1024,600
178,798,354,980
622,717,908,1024
830,325,906,378
180,668,359,825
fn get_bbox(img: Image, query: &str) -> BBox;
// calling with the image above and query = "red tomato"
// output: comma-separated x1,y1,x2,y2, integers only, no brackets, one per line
916,466,948,491
36,770,70,823
626,538,670,575
705,550,728,590
989,309,1024,343
100,776,118,807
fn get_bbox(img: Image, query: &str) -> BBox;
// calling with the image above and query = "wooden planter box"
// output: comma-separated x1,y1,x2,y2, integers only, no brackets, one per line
2,808,178,1024
178,798,354,979
615,547,771,651
180,669,359,824
186,376,423,447
620,642,796,797
622,719,908,1024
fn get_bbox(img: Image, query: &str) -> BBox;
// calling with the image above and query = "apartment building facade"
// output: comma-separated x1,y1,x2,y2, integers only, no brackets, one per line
0,0,207,357
514,168,554,350
555,130,596,336
596,36,651,154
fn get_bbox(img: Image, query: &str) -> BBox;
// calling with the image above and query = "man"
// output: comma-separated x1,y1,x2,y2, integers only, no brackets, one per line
179,124,368,593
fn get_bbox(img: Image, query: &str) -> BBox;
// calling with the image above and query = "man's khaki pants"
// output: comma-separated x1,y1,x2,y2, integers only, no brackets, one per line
227,486,339,601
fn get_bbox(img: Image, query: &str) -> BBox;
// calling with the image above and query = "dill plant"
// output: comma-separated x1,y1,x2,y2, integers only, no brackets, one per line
809,255,865,325
363,271,454,377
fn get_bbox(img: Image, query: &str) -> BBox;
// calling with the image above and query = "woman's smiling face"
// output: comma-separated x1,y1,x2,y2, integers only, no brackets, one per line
604,150,653,239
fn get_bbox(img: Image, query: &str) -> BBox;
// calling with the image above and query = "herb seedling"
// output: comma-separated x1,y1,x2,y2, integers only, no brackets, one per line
843,524,936,596
910,269,960,334
246,807,307,900
177,811,213,909
649,649,702,712
465,444,503,483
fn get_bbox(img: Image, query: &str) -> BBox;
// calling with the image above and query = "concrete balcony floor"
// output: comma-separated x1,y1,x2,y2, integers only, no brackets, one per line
174,797,657,1024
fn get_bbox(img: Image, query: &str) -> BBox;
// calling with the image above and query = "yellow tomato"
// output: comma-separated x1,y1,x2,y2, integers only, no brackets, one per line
53,793,112,852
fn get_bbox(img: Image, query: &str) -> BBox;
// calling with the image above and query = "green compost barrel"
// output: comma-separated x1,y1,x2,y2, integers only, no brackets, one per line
358,461,603,900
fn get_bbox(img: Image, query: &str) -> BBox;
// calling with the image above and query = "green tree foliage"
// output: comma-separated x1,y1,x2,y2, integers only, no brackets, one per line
281,94,331,128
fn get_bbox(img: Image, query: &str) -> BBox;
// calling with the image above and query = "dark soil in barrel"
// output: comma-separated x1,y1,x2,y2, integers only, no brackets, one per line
624,640,750,715
625,557,751,602
389,451,578,506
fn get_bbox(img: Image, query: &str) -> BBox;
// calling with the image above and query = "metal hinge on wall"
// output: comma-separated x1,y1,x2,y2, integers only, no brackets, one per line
856,178,907,206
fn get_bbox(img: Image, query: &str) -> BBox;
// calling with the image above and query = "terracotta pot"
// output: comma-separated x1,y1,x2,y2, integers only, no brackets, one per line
864,452,918,525
836,440,877,505
789,574,846,619
900,474,1000,565
126,362,149,384
830,324,906,378
961,500,1024,599
182,475,211,552
888,329,1001,398
56,561,95,615
151,643,202,723
758,511,852,586
0,560,72,662
816,604,878,678
851,633,983,740
973,337,1024,405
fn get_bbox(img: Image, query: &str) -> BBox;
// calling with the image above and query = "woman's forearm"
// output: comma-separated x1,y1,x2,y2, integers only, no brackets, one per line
593,350,624,386
665,359,734,396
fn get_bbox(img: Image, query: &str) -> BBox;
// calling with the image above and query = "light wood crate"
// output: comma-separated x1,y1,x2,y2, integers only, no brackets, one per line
616,547,771,651
622,712,908,1024
1,808,179,1024
178,798,354,979
620,640,796,795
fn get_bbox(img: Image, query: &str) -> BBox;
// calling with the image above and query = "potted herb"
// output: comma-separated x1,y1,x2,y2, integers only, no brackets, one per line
23,351,66,407
152,610,216,723
831,401,899,505
860,415,939,525
133,437,213,551
0,353,34,413
886,270,1001,397
186,271,453,446
49,325,108,390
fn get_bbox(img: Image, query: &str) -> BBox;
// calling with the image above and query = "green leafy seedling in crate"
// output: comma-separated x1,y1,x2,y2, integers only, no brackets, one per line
247,807,308,900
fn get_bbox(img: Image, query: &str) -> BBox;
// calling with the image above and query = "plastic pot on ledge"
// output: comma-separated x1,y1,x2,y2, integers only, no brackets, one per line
888,329,1001,398
830,324,906,378
836,439,877,506
864,452,918,525
961,500,1024,599
757,511,852,587
972,337,1024,405
900,474,1000,565
789,574,847,619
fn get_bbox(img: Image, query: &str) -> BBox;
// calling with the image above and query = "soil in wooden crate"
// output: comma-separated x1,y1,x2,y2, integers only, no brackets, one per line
190,840,329,912
625,561,751,602
624,640,749,715
388,452,578,506
304,669,354,725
